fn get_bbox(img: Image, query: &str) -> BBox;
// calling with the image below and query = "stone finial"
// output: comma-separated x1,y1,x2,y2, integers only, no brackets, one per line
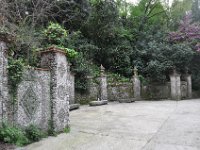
133,66,138,77
171,69,181,77
172,69,177,74
100,64,105,72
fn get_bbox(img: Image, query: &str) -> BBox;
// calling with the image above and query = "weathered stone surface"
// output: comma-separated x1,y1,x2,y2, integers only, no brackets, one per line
41,49,70,132
132,67,141,100
118,98,135,103
17,69,50,130
69,104,80,111
99,65,108,101
0,41,9,122
141,83,171,100
181,81,188,99
184,74,192,98
108,83,134,101
75,80,99,104
89,100,108,106
170,70,181,100
68,73,75,105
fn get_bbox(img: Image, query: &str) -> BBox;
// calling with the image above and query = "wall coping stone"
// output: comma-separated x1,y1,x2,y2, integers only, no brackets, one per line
26,67,50,71
39,46,67,55
33,67,50,71
108,82,132,86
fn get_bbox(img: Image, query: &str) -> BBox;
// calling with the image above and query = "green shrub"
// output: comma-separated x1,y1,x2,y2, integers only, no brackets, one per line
7,58,24,103
25,125,46,142
44,22,68,45
107,72,130,83
0,123,29,146
63,127,70,133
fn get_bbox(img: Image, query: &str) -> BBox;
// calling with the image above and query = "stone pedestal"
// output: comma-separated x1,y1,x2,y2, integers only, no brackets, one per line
89,65,108,106
170,70,181,100
0,40,9,122
41,47,69,132
133,67,141,100
184,74,192,99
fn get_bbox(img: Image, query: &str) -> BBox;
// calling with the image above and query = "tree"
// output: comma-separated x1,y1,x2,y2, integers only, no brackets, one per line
169,0,193,29
129,0,168,31
192,0,200,22
169,14,200,51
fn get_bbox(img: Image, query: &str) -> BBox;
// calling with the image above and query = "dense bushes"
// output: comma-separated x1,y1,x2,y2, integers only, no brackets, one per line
25,125,46,143
0,123,48,146
1,0,200,92
0,123,29,146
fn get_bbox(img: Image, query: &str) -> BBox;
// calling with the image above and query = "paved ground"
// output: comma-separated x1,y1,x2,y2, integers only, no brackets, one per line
22,100,200,150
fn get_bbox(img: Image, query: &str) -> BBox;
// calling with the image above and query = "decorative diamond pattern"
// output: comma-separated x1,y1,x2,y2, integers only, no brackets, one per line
58,108,66,123
21,86,39,120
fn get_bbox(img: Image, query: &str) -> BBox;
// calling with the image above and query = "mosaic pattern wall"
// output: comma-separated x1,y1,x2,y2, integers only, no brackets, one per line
17,69,50,130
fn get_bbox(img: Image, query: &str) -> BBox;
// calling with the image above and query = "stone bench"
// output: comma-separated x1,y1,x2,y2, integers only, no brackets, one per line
118,98,136,103
69,104,80,111
89,100,108,106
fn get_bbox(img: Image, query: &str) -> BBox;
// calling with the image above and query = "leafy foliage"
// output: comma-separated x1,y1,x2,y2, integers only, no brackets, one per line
44,23,68,46
25,125,46,143
1,0,200,92
0,123,29,146
169,0,193,29
7,58,24,103
169,14,200,51
192,0,200,22
0,123,47,146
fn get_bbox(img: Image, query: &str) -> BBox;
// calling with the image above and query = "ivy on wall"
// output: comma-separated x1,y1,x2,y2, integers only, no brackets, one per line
7,58,24,103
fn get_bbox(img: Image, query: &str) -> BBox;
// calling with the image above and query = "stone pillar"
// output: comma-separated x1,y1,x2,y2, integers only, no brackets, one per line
89,65,108,106
68,72,75,105
68,71,80,111
184,74,192,98
133,67,141,100
170,70,181,100
99,65,108,101
0,40,9,123
41,47,69,132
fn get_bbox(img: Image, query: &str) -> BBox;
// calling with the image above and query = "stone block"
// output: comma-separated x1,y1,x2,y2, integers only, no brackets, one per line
118,98,135,103
89,100,108,106
70,104,80,111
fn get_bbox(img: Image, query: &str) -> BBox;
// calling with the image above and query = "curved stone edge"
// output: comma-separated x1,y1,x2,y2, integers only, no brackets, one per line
118,98,136,103
89,100,108,106
69,104,80,111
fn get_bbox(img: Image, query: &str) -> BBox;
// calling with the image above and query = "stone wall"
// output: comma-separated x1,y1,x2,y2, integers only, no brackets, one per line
75,81,134,103
0,43,71,132
17,69,50,130
0,40,9,122
75,81,99,104
68,73,75,105
141,83,171,100
41,49,70,131
108,83,134,101
76,78,192,103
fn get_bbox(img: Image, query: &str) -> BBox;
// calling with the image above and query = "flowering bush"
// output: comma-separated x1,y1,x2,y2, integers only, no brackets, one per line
169,13,200,51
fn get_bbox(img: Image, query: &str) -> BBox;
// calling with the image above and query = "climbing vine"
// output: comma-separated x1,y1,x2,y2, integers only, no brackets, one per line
7,58,24,103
